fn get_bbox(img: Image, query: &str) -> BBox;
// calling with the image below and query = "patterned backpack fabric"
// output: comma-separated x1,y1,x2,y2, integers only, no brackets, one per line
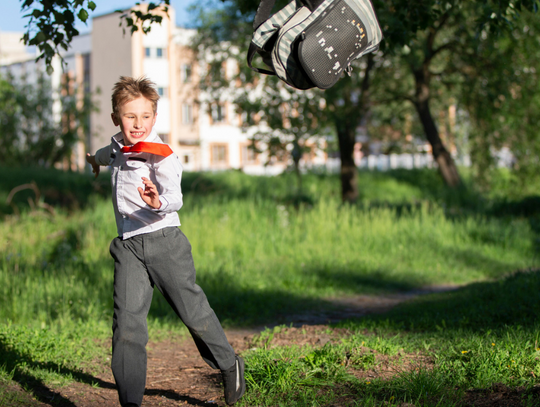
247,0,383,90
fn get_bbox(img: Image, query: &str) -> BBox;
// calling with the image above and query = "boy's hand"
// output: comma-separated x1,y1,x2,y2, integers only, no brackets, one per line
86,154,100,178
138,177,162,209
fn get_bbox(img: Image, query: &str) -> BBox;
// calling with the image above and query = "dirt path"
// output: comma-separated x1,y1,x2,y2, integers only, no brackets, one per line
9,286,532,407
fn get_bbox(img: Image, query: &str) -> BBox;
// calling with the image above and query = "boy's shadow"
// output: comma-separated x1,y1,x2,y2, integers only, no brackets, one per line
0,337,114,406
145,389,220,406
2,338,219,407
146,371,223,406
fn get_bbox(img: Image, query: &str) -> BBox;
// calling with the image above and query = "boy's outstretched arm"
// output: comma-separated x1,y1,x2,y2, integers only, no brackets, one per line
86,154,100,178
87,145,112,178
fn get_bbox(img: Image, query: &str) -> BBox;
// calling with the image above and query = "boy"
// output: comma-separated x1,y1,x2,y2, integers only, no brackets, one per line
86,76,245,407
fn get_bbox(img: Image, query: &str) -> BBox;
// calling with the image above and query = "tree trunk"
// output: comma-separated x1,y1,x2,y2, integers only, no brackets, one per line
413,67,462,187
415,99,461,187
291,139,303,194
337,124,358,203
331,54,375,203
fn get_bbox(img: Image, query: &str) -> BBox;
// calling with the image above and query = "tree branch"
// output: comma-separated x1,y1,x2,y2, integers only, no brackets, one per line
432,41,458,57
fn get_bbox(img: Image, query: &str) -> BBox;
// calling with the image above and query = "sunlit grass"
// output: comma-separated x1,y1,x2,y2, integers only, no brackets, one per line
0,195,535,329
240,270,540,406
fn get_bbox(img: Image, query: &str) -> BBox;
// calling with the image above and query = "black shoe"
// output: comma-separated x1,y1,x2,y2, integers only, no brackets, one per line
221,355,246,405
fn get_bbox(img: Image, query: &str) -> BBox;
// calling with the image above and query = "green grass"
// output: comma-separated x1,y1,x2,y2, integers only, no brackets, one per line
0,166,539,406
1,190,535,327
240,270,540,406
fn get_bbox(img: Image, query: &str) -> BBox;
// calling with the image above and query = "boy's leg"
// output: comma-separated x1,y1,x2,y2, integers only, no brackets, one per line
109,236,154,407
143,227,236,371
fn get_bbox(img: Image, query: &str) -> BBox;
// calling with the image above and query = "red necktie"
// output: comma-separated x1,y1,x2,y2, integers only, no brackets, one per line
121,142,173,157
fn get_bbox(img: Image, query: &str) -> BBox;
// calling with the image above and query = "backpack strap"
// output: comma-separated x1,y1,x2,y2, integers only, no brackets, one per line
247,0,280,75
247,42,276,75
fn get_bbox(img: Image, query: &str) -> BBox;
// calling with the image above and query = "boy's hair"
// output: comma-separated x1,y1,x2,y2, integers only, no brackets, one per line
111,76,160,118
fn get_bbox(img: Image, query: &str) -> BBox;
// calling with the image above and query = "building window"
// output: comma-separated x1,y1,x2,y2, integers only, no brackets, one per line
156,48,165,58
159,133,169,143
181,64,192,83
183,155,190,164
145,47,151,57
182,103,193,125
241,143,258,164
211,103,225,124
157,87,168,97
210,143,228,165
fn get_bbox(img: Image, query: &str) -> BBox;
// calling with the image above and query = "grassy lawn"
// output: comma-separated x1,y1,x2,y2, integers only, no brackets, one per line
0,166,539,406
240,269,540,406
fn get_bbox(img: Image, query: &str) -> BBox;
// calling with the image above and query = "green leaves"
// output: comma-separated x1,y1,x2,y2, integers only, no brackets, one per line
20,0,171,74
77,8,89,23
29,31,46,46
116,1,170,35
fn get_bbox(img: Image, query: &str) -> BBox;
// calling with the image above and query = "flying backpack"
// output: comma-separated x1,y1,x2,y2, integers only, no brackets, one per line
247,0,383,90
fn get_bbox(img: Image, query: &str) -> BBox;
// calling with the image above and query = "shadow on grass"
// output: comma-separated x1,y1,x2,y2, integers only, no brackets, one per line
383,168,540,215
148,282,331,328
432,244,532,280
0,166,110,215
147,245,532,329
380,168,453,192
182,170,329,205
350,268,540,333
148,265,428,328
0,167,312,216
0,338,115,407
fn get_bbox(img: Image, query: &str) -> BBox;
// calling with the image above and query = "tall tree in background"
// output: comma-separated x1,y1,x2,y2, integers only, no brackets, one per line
372,3,467,187
340,0,537,190
402,10,462,187
193,1,381,202
324,54,378,201
373,3,540,191
459,10,540,190
193,0,538,201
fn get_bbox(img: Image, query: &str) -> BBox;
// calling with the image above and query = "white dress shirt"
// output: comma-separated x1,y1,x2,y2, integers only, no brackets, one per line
95,130,183,239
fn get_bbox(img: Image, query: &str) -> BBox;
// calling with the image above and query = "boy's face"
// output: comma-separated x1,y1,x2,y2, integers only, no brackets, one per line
112,96,157,146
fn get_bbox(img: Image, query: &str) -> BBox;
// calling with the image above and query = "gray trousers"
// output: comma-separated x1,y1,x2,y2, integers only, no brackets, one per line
109,227,236,407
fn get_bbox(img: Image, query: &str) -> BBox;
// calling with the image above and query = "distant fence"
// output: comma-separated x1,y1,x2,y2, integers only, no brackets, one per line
245,153,479,176
361,154,435,170
318,154,472,173
245,150,513,175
